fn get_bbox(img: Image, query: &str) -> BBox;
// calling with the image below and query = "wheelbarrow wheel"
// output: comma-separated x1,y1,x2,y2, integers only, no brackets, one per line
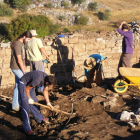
114,79,128,94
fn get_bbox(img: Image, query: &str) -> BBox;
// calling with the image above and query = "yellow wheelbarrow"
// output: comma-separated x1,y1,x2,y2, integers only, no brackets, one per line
114,67,140,94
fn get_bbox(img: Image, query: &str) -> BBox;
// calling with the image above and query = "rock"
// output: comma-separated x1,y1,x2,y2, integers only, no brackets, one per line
127,121,136,128
120,111,134,121
92,96,106,103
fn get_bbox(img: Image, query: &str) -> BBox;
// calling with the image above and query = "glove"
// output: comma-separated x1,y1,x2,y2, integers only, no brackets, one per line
29,98,34,104
47,102,54,111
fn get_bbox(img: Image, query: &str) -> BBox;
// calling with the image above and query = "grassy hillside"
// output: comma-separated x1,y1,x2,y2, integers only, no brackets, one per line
0,0,140,33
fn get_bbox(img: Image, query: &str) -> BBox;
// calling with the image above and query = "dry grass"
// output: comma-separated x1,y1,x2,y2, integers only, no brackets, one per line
1,0,140,32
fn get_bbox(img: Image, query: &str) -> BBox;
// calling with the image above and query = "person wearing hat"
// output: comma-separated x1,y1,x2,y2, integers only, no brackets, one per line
25,30,49,92
84,54,105,88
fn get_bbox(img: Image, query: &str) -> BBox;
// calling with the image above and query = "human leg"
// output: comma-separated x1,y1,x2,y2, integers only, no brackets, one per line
117,53,123,76
12,69,23,110
29,88,44,123
18,83,32,133
86,69,95,88
95,68,102,85
30,61,44,92
122,53,133,67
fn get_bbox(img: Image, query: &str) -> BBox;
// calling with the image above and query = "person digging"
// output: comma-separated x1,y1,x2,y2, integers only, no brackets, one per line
18,70,57,135
84,54,105,88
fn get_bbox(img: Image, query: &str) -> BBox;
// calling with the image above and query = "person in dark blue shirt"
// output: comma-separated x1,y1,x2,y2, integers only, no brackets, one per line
18,70,57,135
84,54,105,88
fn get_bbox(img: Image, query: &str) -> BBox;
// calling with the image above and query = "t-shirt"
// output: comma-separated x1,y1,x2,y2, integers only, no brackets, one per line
85,54,105,77
25,37,44,61
20,71,47,88
10,40,25,70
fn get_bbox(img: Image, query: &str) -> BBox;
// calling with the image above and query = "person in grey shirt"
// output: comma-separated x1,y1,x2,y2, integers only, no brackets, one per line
10,31,32,111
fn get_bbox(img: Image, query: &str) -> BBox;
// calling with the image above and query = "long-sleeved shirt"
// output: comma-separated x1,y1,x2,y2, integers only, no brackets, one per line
117,28,133,54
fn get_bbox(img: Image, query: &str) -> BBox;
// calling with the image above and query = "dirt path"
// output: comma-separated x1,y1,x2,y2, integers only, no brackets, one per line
1,80,140,140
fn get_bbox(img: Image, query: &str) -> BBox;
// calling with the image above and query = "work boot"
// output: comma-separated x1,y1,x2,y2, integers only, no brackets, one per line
42,118,50,124
26,130,35,135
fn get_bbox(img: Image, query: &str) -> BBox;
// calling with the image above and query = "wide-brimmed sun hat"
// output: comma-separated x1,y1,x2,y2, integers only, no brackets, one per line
30,30,38,36
84,57,96,70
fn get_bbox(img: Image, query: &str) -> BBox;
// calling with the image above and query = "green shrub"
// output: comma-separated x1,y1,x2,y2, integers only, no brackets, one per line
7,0,30,10
58,16,66,21
4,14,59,41
75,16,88,25
88,2,98,11
71,0,85,4
47,3,53,9
62,28,70,33
61,2,69,8
0,3,13,17
97,9,111,20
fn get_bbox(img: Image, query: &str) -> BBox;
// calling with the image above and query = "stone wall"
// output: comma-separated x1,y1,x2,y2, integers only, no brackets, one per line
0,30,140,88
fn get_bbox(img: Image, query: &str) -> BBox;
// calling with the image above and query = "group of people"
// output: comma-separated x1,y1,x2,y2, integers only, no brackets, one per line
10,21,133,135
84,21,133,87
10,30,56,135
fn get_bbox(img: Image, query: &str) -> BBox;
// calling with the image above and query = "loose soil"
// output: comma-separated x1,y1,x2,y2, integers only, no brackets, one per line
1,79,140,140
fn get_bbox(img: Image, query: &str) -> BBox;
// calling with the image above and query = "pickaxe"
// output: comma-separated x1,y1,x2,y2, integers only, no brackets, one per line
0,94,76,123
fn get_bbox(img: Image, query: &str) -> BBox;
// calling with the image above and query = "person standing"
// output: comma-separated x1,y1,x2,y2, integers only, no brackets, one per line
18,71,56,135
84,54,105,88
25,30,49,92
117,21,133,76
10,31,32,111
25,30,49,72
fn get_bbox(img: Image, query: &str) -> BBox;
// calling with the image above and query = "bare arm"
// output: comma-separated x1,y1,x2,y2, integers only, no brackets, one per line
43,86,50,104
40,47,49,58
119,21,126,29
16,55,26,74
25,85,33,99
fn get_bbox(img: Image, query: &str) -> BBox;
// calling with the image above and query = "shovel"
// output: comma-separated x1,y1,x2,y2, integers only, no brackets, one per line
0,41,6,87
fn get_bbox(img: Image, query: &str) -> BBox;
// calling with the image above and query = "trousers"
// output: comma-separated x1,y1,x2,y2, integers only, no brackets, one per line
18,82,44,132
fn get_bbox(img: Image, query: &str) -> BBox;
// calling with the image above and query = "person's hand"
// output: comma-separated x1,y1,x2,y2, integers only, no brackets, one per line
29,98,34,104
47,102,54,111
120,21,126,25
122,21,126,24
46,56,50,61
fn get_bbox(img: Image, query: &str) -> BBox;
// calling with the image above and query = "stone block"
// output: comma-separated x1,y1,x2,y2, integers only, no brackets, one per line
74,44,85,52
112,47,122,53
44,68,51,74
75,70,84,78
78,39,87,44
115,40,122,47
105,40,115,48
3,63,10,69
0,49,5,57
75,60,83,66
87,38,96,43
46,41,53,46
59,38,68,44
86,43,94,50
5,49,11,56
44,45,52,51
4,57,10,63
69,38,78,44
95,38,105,48
103,48,111,52
73,34,83,37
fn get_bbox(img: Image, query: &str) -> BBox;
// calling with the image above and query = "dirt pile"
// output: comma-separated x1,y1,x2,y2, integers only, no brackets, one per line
1,80,140,140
